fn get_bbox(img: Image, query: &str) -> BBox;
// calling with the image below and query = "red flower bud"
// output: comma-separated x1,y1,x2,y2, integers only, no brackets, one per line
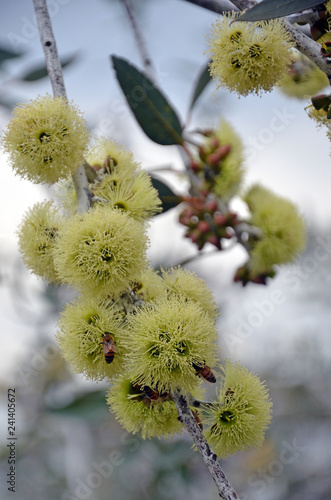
207,152,220,166
214,213,227,226
206,234,222,249
210,137,220,149
215,144,231,159
190,160,201,172
205,200,218,213
197,220,210,233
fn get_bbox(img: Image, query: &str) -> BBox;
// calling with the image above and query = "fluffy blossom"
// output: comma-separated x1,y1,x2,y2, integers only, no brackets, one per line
123,297,219,394
17,200,63,282
162,267,218,321
53,205,148,295
57,296,127,381
207,13,294,97
204,360,272,457
92,169,162,221
244,184,306,274
2,95,89,184
106,376,184,439
278,50,329,99
87,137,138,179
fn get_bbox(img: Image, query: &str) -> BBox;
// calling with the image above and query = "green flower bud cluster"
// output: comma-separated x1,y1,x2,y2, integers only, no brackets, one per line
5,94,273,455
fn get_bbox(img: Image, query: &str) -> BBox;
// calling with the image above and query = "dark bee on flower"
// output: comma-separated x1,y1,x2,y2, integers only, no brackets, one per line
192,362,217,383
143,386,168,402
100,333,117,364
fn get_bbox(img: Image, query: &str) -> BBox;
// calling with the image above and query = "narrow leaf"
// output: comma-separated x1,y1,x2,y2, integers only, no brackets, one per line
150,176,182,214
47,390,108,420
111,55,183,146
20,54,77,82
238,0,323,21
189,61,212,112
0,47,24,65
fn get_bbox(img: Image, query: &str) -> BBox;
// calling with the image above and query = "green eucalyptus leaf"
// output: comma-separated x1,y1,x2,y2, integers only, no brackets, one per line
0,47,24,66
20,54,77,81
189,61,212,111
150,175,182,214
237,0,324,21
111,55,183,145
47,390,108,421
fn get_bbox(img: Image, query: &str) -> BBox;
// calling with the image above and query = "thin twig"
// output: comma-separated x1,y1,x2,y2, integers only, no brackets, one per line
181,0,239,13
287,9,320,25
32,0,90,213
283,18,331,80
121,0,156,82
171,390,240,500
176,248,220,267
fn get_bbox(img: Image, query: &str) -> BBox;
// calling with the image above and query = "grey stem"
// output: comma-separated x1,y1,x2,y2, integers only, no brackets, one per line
121,0,157,83
32,0,90,213
171,390,240,500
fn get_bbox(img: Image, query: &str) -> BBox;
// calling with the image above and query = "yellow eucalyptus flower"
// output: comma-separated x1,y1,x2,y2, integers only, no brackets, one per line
17,200,63,283
207,13,294,97
2,94,89,184
204,360,272,458
53,205,149,296
244,184,306,274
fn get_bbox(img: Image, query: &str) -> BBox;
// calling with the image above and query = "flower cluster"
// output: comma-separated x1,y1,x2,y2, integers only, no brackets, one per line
207,13,294,97
179,197,238,250
7,94,273,456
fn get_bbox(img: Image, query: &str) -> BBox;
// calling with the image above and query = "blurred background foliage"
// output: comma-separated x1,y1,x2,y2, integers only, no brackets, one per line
0,0,331,499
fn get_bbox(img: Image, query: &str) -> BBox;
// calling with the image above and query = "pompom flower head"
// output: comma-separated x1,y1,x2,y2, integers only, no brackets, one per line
278,50,329,99
2,95,89,184
57,296,127,381
92,170,162,221
53,205,148,296
162,267,218,321
244,184,306,274
207,13,294,97
204,360,272,458
124,297,219,394
17,200,63,283
106,375,184,439
87,137,138,179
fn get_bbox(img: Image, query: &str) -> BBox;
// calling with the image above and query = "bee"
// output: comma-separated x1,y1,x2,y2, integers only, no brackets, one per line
192,362,217,383
192,408,203,431
143,386,168,402
100,333,117,364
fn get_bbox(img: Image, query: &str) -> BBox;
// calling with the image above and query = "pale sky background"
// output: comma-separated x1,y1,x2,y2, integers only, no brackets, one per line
1,2,331,499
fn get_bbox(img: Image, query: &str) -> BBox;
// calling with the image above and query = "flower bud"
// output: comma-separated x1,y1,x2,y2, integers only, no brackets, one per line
197,220,210,233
